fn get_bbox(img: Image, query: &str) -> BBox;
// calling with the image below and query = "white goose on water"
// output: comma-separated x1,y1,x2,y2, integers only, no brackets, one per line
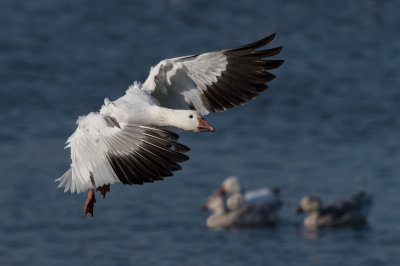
202,185,282,228
218,176,282,211
56,34,284,217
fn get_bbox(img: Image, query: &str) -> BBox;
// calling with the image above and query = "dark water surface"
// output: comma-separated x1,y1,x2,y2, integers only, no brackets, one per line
1,0,400,265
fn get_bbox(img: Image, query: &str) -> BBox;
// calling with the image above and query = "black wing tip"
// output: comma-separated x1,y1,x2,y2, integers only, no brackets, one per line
174,143,191,153
266,32,277,42
229,33,278,52
107,149,189,185
106,124,191,185
181,153,190,162
245,33,277,49
270,46,283,55
261,59,285,69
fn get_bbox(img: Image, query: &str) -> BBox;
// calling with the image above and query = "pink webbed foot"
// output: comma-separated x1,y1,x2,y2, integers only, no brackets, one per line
83,188,96,217
97,184,110,199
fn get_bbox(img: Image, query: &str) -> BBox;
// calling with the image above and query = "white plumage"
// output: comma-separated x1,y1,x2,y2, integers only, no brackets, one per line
56,34,283,216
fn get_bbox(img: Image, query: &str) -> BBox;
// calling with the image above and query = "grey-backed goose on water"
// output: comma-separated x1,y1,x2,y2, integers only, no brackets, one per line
56,34,284,217
295,192,373,229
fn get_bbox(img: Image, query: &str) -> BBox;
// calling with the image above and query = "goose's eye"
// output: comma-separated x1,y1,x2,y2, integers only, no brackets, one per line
189,115,193,119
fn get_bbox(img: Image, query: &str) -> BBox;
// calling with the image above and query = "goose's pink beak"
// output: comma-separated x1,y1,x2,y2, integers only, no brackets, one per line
197,118,215,132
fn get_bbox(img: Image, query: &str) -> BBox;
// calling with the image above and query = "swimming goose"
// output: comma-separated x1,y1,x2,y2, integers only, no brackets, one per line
202,189,281,228
56,34,283,217
218,176,281,211
295,192,373,229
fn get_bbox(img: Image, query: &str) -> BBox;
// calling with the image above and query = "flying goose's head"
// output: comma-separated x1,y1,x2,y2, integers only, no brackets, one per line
176,110,215,133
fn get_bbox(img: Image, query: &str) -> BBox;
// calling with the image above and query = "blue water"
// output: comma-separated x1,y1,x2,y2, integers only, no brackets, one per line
1,0,400,265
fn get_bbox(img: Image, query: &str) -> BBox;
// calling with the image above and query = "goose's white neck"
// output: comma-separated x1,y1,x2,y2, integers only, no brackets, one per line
150,106,196,131
213,204,227,215
304,212,319,229
154,107,180,126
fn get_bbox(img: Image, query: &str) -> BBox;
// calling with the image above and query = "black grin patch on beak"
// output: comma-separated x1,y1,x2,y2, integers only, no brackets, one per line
197,118,215,132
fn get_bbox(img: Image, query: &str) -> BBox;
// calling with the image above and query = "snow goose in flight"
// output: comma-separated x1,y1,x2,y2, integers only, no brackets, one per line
56,33,284,217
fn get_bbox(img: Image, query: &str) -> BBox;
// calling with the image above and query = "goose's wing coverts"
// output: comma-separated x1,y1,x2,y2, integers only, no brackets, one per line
142,34,283,116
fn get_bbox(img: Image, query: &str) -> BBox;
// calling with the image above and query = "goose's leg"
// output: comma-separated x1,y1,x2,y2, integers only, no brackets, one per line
83,188,96,217
97,184,110,199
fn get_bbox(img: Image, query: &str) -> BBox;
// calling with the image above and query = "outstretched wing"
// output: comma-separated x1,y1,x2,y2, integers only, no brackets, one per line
142,33,283,116
56,113,190,194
